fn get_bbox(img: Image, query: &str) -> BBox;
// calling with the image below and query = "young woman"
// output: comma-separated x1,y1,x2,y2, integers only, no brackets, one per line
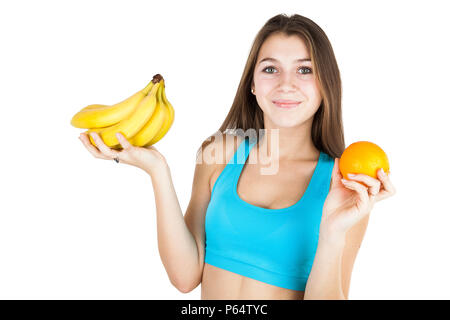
79,14,396,300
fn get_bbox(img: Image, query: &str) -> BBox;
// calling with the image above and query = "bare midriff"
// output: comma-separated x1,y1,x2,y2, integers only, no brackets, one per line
201,263,305,300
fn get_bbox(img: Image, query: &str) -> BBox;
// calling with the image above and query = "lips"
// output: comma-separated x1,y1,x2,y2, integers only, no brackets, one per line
272,100,301,108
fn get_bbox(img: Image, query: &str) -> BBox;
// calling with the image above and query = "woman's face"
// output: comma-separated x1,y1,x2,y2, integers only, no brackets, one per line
252,33,322,129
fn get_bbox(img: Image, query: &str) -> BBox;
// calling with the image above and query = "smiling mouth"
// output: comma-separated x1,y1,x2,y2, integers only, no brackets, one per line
272,101,301,108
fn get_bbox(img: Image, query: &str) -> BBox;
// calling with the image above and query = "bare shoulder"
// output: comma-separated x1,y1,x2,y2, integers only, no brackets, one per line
187,131,244,216
196,132,244,168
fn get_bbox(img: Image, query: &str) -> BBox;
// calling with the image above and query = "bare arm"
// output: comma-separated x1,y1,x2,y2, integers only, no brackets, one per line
147,162,200,293
147,146,217,293
181,134,242,292
303,157,391,300
304,235,346,299
304,214,370,300
148,133,238,293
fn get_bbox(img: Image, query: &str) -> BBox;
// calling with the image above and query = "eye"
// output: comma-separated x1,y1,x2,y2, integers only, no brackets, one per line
262,66,277,73
298,67,312,74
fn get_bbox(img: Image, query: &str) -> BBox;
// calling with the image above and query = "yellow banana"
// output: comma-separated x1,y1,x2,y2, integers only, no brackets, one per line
87,126,120,148
144,80,174,146
79,104,109,111
128,80,167,147
86,76,162,148
71,79,155,129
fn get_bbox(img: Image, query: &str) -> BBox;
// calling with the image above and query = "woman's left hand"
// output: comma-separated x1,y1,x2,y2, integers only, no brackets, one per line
320,158,396,238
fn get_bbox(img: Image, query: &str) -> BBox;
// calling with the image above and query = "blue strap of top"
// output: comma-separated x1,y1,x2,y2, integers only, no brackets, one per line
210,137,256,196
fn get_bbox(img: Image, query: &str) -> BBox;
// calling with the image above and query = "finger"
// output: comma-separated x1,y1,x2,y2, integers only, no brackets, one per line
341,178,370,209
375,190,392,201
331,158,343,189
115,132,134,150
144,145,156,151
375,169,396,200
79,133,111,160
89,131,119,158
347,173,381,196
378,169,395,194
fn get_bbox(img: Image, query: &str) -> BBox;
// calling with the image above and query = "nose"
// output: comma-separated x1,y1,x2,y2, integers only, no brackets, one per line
277,72,298,92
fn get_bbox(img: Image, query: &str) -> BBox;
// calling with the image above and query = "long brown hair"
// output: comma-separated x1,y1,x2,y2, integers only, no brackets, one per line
198,13,345,159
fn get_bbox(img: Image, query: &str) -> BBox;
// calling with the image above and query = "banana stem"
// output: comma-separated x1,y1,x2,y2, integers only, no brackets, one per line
152,73,163,84
142,74,164,95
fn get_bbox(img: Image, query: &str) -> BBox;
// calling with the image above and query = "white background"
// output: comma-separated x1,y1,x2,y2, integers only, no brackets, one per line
0,0,449,299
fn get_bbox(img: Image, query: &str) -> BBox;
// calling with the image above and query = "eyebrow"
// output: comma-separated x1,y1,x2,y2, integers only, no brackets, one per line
258,57,311,64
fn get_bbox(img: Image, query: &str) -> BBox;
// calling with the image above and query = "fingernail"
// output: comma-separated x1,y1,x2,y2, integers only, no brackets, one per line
341,178,349,183
347,173,356,178
380,168,385,176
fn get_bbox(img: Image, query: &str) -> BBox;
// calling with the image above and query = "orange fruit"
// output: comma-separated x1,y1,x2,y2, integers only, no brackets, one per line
339,141,390,183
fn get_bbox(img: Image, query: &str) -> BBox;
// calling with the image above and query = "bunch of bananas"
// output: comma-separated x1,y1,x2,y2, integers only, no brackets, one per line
70,74,174,150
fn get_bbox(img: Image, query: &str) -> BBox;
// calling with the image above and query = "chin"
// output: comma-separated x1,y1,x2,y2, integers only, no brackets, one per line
268,117,305,129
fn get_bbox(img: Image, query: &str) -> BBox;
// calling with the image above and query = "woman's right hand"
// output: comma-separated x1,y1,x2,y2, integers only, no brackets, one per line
79,131,167,175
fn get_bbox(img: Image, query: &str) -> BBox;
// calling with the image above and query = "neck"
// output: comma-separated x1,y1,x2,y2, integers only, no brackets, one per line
257,120,320,162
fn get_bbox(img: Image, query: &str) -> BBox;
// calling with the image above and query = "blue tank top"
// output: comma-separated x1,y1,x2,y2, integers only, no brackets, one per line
204,137,335,291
